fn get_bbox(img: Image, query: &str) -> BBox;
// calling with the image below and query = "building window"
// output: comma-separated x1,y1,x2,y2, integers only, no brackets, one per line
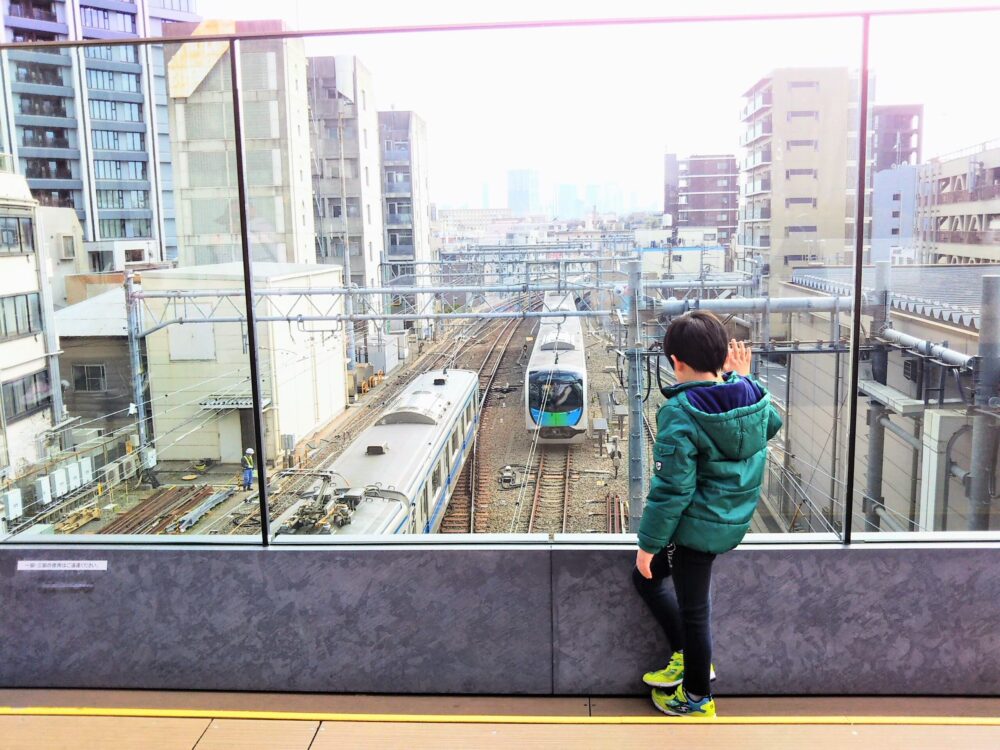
787,139,817,149
785,225,818,237
787,110,819,120
81,6,136,32
785,197,818,208
716,178,729,187
86,69,115,90
73,364,107,393
89,100,142,122
99,219,152,239
786,168,817,179
892,192,901,200
892,210,900,218
366,204,371,224
365,166,369,186
0,217,34,255
789,80,820,89
0,293,43,341
2,370,51,423
125,248,145,262
61,236,76,260
94,160,147,180
891,228,900,236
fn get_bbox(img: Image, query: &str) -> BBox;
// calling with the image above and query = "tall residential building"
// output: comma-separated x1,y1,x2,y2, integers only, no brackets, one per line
0,0,201,270
872,164,918,264
872,104,922,172
308,56,384,297
379,110,432,332
738,68,866,283
165,21,314,266
916,140,1000,264
664,154,738,246
507,169,540,216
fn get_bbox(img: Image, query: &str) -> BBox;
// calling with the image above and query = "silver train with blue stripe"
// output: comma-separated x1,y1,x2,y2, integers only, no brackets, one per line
274,369,479,536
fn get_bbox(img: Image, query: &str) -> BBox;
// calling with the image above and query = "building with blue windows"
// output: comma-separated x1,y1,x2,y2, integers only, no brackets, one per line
0,0,200,274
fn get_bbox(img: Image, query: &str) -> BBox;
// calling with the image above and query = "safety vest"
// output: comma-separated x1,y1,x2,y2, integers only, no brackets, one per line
242,455,254,470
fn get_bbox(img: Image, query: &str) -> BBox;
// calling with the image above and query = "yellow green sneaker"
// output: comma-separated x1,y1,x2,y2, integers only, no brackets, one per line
642,651,717,688
651,685,717,718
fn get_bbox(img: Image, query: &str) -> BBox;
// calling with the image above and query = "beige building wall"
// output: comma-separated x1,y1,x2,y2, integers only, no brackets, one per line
167,39,315,268
740,68,862,288
143,264,345,464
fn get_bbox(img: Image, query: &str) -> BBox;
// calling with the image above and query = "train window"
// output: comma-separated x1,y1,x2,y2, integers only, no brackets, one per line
528,371,585,424
451,430,459,454
431,462,442,492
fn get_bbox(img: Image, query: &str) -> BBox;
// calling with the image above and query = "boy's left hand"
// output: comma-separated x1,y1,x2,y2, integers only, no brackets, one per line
635,549,654,579
725,339,752,376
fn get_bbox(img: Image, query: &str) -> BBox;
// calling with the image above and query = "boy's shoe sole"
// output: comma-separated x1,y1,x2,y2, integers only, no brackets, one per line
642,666,717,688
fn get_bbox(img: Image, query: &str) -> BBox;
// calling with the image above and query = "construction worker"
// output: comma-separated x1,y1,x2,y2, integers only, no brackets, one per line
242,448,254,491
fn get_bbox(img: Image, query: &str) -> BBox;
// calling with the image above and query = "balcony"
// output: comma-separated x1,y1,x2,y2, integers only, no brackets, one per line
745,179,772,196
386,213,413,225
25,164,72,180
33,192,75,208
16,100,67,118
9,4,58,22
744,150,773,170
931,230,1000,245
742,206,772,221
383,148,411,163
0,154,13,173
740,121,773,146
741,91,773,121
21,134,70,149
384,180,412,194
387,243,415,258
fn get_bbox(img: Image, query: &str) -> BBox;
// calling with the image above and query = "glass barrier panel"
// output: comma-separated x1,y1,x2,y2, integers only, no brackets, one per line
845,10,1000,538
0,39,261,542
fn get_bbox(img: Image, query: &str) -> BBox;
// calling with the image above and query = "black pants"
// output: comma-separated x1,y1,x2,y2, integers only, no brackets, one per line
632,544,717,696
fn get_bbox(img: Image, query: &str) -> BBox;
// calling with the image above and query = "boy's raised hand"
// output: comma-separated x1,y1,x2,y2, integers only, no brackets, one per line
724,339,752,376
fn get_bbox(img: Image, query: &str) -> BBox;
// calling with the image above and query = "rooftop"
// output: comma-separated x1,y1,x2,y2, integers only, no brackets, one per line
791,264,1000,331
54,289,127,338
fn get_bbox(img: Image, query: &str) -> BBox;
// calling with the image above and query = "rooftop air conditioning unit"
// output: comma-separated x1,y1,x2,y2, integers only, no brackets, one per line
79,457,94,485
2,489,23,521
50,468,68,498
121,455,139,478
35,476,52,506
66,462,81,492
100,463,121,487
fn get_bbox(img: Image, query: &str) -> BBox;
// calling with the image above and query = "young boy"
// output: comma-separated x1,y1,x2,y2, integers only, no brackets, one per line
633,310,782,717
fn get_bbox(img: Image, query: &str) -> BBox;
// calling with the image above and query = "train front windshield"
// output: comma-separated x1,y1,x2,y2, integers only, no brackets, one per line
528,371,584,426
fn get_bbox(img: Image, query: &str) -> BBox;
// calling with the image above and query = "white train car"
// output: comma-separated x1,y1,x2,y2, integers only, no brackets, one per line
524,293,589,445
274,369,479,536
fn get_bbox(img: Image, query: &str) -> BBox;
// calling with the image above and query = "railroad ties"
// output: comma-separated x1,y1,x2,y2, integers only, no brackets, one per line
99,485,217,535
527,446,573,534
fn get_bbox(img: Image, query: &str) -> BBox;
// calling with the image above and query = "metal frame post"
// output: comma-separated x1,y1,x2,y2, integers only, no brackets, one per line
841,13,872,544
969,275,1000,530
864,261,891,530
230,40,271,545
125,271,148,449
626,260,646,532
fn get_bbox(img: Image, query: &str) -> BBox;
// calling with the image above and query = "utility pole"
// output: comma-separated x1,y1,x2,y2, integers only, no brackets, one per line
969,275,1000,530
125,271,148,449
626,260,646,532
864,261,891,530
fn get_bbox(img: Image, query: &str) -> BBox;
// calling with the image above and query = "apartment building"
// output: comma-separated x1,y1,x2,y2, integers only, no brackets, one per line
738,68,864,284
663,153,738,247
165,21,314,266
872,104,922,172
0,0,201,270
915,140,1000,264
379,110,431,332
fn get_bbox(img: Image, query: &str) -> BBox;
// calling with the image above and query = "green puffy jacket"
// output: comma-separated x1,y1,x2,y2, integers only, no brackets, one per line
637,373,782,555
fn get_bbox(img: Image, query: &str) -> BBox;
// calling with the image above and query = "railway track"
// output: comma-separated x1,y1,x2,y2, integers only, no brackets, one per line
440,318,521,534
100,485,215,535
527,446,573,534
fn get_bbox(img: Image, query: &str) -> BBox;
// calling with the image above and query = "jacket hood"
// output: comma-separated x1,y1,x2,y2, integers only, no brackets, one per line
663,374,773,460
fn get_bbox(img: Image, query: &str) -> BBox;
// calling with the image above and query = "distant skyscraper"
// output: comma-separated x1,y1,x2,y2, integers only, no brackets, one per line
555,183,582,219
507,169,540,216
872,164,917,264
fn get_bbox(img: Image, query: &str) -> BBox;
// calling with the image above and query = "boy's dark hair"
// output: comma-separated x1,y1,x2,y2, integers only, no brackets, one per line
663,310,729,374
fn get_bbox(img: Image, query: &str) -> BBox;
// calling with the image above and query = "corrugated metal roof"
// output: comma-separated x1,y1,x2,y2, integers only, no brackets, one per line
791,265,1000,332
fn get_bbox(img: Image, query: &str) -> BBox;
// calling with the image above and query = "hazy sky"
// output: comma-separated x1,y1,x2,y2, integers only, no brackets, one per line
197,1,1000,209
